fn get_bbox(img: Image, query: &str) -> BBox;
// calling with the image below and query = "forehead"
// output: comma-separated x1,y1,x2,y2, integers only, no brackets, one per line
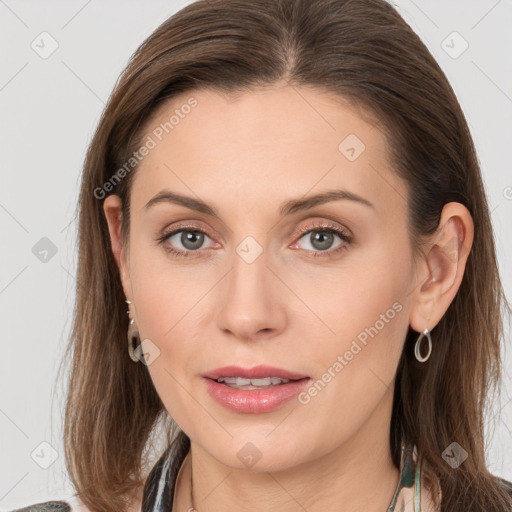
129,84,407,219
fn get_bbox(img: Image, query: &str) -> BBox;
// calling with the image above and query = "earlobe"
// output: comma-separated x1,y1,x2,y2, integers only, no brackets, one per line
409,202,474,333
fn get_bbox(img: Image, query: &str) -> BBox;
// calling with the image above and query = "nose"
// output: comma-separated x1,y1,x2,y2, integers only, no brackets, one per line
215,243,287,342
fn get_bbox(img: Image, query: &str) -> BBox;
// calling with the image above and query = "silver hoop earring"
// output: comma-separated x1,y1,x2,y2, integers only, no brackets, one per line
126,300,140,362
414,328,432,363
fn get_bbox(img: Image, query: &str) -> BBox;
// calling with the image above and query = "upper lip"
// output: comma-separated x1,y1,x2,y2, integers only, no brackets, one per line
202,365,310,381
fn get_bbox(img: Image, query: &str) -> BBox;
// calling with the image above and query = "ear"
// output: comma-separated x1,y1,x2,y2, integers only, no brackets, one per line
103,194,132,301
409,202,474,332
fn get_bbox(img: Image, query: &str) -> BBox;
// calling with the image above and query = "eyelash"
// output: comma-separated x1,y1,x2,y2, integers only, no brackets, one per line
156,222,352,259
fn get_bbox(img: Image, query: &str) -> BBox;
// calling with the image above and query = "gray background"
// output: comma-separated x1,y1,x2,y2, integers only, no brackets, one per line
1,0,511,508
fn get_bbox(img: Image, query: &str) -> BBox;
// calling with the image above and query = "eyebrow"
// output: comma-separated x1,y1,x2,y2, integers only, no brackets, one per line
144,188,374,218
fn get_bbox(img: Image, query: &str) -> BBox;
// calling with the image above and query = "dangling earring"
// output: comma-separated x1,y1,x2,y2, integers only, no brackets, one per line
414,328,432,363
126,299,140,362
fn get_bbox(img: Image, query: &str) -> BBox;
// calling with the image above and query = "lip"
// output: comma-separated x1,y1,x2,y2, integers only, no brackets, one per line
204,376,311,414
202,365,310,381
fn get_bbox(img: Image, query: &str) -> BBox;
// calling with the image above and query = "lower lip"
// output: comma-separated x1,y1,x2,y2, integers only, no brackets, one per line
203,377,311,413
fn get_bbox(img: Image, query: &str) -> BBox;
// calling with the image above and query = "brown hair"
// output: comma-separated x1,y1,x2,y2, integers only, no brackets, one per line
62,0,512,510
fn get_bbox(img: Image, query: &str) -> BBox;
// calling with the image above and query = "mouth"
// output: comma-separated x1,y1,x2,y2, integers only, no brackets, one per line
202,365,311,413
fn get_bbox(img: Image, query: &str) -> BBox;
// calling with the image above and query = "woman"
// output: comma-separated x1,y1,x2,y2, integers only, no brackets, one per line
12,0,512,510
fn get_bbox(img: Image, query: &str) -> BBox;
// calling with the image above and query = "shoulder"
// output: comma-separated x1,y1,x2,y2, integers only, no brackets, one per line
9,502,72,512
8,492,141,512
8,497,93,512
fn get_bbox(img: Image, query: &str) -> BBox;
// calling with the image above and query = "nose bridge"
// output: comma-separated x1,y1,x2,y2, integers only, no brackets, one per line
229,233,271,305
216,232,285,338
231,236,268,291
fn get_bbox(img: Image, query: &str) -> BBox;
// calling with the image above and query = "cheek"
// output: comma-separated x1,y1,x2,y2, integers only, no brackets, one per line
298,236,410,346
288,296,407,449
296,239,410,407
128,235,214,337
127,243,219,408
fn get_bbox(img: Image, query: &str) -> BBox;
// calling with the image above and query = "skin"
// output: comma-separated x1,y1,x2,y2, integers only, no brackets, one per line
103,81,474,512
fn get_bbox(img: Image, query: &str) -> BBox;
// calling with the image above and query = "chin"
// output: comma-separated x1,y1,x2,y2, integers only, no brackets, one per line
196,433,312,473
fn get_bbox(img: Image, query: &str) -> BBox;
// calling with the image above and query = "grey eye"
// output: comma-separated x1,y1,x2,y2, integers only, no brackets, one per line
168,230,209,251
298,230,343,252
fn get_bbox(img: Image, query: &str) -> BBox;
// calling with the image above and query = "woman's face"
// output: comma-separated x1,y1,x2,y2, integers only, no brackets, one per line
105,83,422,472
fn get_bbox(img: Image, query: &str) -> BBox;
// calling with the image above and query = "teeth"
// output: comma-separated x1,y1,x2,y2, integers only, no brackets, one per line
217,376,291,386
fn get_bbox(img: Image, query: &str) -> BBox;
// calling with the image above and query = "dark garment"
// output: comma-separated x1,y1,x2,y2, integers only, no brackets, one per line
10,503,70,512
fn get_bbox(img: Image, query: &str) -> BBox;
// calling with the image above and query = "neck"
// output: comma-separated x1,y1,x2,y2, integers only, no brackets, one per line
173,388,399,512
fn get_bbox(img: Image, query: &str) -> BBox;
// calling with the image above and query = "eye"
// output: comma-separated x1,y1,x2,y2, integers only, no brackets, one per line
292,223,352,258
156,226,216,257
156,221,352,259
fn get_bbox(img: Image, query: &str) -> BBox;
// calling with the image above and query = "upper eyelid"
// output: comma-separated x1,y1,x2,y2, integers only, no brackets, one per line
162,220,349,238
163,215,350,233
